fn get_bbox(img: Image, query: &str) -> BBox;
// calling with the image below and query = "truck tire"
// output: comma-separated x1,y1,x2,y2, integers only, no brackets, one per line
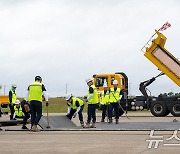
170,102,180,117
150,101,168,117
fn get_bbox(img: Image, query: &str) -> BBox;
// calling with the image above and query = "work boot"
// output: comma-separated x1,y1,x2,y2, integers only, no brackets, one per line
84,122,90,128
31,125,40,132
90,123,96,128
80,121,84,127
22,125,28,130
34,125,40,132
101,119,105,122
115,119,119,124
108,118,113,123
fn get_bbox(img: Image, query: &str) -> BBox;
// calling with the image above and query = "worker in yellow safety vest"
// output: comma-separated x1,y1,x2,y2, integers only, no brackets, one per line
27,76,48,132
9,84,17,120
65,94,85,127
13,100,23,119
100,83,110,122
84,78,99,128
108,80,121,124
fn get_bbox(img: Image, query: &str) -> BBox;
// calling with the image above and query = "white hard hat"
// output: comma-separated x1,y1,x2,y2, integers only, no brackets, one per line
12,84,17,88
86,78,93,83
103,83,108,88
65,94,72,101
15,99,20,105
113,80,118,85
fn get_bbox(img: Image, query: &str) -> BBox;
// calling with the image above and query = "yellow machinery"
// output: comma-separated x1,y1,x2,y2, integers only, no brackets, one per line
93,72,128,92
143,30,180,86
0,95,9,107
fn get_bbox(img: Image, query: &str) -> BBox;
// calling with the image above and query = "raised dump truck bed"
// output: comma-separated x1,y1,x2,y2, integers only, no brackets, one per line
144,30,180,86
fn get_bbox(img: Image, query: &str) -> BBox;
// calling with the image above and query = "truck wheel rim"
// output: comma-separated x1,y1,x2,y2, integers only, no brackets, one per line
154,104,163,114
173,104,180,114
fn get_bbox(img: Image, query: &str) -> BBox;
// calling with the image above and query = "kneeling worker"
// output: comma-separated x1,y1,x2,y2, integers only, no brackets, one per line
13,100,23,120
13,99,31,129
65,94,85,127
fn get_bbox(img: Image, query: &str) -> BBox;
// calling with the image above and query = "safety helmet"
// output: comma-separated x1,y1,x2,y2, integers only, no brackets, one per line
35,76,42,81
86,78,93,83
113,80,118,85
12,84,17,88
65,94,72,101
103,83,108,88
15,99,20,105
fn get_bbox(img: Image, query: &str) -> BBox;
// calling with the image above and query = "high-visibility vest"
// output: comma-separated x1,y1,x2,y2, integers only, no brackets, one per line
67,97,84,110
87,85,98,104
109,88,121,103
14,106,23,117
11,90,17,104
28,81,43,102
100,91,109,105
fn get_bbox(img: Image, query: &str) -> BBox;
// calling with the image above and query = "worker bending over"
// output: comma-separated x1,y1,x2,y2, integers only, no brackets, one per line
100,83,110,122
27,76,48,132
9,84,17,120
108,80,121,124
13,99,31,129
65,94,85,127
85,78,99,128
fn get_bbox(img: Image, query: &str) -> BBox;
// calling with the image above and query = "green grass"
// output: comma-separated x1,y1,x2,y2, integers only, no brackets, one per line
2,97,150,113
42,97,88,113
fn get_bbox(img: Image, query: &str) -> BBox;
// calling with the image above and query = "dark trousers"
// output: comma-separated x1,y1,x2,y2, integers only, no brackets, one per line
30,100,42,125
108,103,119,119
23,112,31,126
67,105,84,122
101,105,107,120
87,104,97,123
9,104,15,120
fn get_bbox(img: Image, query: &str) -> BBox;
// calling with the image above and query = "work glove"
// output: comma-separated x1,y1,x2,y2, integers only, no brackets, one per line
84,96,88,102
46,101,49,106
73,112,77,118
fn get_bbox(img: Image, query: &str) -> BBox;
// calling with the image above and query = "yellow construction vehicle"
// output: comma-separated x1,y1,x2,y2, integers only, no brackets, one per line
93,30,180,117
0,95,9,117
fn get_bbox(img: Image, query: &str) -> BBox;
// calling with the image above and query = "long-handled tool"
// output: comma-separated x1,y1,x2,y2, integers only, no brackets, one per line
46,105,51,129
111,91,130,120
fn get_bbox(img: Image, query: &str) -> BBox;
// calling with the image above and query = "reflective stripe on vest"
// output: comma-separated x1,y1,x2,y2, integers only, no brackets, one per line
28,81,43,102
68,97,84,110
11,90,17,104
109,88,120,103
14,106,23,117
100,91,109,105
87,85,98,104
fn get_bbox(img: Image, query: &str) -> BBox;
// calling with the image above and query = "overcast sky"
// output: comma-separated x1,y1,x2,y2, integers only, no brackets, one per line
0,0,179,97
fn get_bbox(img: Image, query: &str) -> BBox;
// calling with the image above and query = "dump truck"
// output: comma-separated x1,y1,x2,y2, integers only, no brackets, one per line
93,30,180,117
0,95,9,117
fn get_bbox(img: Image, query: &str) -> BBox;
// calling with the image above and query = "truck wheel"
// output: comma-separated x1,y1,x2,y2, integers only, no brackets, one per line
170,102,180,117
150,101,168,117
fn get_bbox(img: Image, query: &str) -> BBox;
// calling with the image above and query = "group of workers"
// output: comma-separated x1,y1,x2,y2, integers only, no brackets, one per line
65,78,123,128
7,76,48,132
1,76,123,131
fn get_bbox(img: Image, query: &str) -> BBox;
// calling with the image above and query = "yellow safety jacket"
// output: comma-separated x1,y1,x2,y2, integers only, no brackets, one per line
109,88,121,103
14,106,23,117
10,90,17,104
28,81,43,102
68,97,84,110
87,85,98,104
100,91,109,105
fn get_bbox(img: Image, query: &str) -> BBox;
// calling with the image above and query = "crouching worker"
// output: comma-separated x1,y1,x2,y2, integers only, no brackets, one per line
65,94,85,127
13,99,31,129
21,99,31,130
